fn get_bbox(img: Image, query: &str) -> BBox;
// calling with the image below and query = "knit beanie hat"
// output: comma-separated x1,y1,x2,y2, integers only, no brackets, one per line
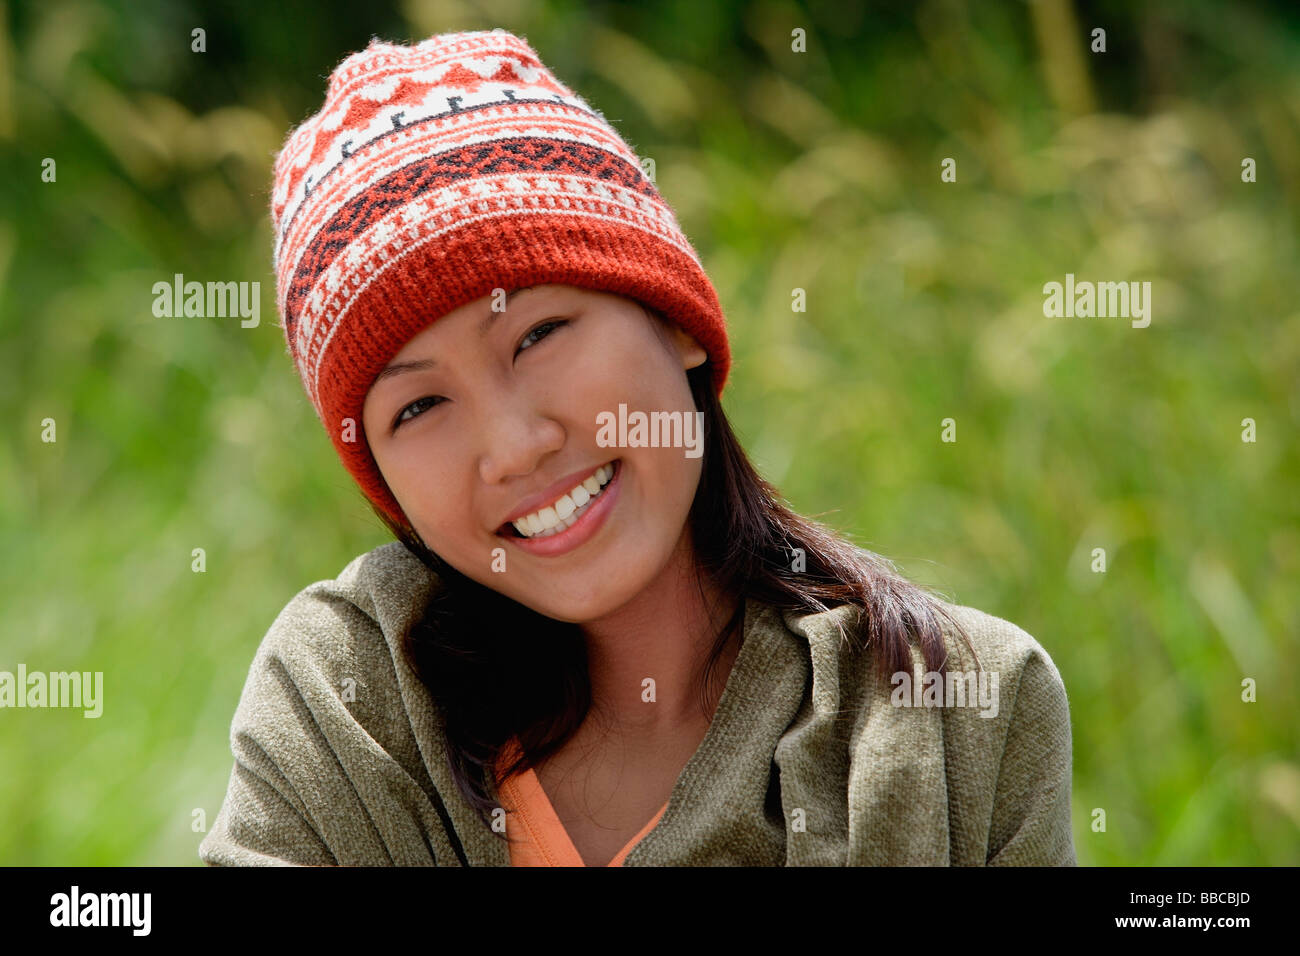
270,28,732,530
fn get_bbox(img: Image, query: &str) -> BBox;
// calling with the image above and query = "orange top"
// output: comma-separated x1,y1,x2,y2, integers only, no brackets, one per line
495,736,669,866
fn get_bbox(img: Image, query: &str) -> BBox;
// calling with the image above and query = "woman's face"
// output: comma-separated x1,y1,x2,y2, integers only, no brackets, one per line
362,283,708,623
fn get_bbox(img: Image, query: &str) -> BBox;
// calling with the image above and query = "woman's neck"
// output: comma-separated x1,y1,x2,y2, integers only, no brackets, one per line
577,529,741,751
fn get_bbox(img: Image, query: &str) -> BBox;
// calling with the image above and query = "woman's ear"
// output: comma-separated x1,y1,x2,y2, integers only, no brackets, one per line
639,300,707,370
668,323,708,370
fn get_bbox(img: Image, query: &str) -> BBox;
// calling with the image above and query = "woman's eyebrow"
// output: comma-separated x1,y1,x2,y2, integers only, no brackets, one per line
373,288,542,384
373,357,438,384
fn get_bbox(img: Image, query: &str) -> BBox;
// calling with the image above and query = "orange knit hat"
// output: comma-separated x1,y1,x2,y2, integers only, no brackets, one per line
270,29,731,528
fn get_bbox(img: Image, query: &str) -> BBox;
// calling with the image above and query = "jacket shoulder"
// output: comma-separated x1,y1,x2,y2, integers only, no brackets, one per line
924,598,1072,746
779,594,1076,864
927,600,1076,865
199,542,446,866
237,541,445,763
930,600,1063,684
256,541,440,675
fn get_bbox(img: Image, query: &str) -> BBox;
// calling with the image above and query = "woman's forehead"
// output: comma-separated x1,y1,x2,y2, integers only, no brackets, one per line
387,284,603,361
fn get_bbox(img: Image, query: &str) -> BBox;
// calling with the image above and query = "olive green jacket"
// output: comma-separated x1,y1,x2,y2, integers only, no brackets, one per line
199,541,1077,866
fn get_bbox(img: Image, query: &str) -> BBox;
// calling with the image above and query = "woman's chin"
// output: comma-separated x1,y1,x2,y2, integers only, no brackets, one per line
509,571,649,624
518,591,627,625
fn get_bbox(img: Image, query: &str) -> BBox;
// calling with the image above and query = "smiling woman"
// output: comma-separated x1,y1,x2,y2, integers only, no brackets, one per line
200,28,1077,868
360,284,712,624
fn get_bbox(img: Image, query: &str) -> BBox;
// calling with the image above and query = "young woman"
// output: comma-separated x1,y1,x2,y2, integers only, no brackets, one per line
200,29,1076,867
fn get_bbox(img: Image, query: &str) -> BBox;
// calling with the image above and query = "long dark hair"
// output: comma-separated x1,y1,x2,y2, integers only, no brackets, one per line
372,318,976,838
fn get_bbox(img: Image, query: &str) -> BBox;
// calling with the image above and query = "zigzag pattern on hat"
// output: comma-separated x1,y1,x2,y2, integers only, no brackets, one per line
273,31,578,263
285,137,658,342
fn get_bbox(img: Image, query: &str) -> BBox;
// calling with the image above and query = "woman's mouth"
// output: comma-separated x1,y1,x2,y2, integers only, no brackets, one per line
495,459,623,557
498,460,617,538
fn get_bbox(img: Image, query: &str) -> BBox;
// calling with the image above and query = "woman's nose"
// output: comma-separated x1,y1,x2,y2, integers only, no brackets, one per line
478,404,566,486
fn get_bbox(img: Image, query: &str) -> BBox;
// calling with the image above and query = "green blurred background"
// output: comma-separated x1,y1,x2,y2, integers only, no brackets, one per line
1,0,1297,865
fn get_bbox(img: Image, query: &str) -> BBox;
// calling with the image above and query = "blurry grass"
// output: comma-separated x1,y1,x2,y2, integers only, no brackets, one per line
1,0,1297,865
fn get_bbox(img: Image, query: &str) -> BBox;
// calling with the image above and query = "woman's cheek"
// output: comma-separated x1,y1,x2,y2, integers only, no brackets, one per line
398,451,458,529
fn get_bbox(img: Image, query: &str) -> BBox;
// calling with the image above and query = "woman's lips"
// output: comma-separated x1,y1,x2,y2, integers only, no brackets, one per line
498,459,615,527
499,459,622,557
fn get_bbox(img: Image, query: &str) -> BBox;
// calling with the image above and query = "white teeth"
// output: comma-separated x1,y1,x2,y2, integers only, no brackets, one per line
509,462,616,538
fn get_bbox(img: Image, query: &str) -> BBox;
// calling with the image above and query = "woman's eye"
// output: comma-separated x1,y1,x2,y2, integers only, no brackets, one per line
393,395,443,430
517,319,567,355
391,321,566,432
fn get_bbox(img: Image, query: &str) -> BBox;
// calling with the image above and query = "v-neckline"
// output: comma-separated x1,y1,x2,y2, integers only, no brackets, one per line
506,762,670,866
409,560,825,865
495,596,773,866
